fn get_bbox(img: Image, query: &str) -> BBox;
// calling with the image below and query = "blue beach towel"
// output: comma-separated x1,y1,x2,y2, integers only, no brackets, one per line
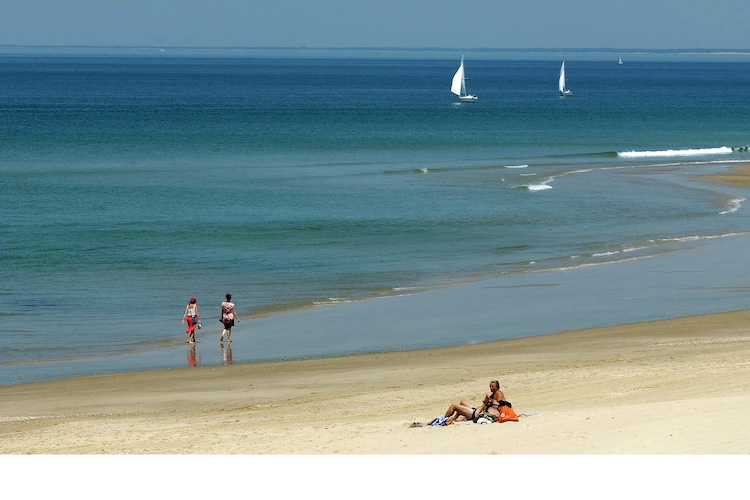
428,416,449,426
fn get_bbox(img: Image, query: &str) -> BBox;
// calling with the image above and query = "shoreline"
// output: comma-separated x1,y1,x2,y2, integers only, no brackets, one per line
2,308,749,454
5,225,750,387
3,236,750,388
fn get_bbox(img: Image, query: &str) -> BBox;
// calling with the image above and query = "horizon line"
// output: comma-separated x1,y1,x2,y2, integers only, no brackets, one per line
2,44,749,54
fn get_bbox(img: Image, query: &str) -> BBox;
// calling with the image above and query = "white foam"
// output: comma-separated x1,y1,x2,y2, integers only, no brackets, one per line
592,251,619,257
720,197,745,215
658,232,747,245
618,146,732,158
525,179,553,191
527,184,552,191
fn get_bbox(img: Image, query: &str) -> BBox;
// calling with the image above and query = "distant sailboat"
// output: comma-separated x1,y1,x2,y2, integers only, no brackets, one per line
619,55,623,65
451,55,477,102
559,61,572,96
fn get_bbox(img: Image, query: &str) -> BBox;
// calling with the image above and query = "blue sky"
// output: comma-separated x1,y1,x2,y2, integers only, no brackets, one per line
1,0,749,50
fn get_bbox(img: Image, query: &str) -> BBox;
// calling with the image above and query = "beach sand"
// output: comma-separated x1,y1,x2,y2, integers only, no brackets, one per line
696,164,750,188
2,309,749,456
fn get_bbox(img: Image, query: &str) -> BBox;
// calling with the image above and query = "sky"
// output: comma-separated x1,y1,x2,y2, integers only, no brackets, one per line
1,0,749,50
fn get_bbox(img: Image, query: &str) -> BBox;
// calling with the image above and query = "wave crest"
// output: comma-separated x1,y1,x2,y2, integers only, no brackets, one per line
618,146,732,158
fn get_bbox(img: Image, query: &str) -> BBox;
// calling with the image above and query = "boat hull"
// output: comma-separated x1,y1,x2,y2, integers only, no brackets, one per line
458,94,478,102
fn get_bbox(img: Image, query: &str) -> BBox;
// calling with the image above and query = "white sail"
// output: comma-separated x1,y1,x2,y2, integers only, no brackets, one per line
451,55,477,101
559,61,571,96
559,61,566,93
451,57,465,96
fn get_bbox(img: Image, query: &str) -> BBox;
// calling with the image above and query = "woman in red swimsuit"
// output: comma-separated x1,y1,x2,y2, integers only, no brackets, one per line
181,296,201,344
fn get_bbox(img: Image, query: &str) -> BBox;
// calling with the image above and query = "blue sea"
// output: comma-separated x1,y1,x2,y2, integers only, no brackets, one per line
2,52,750,386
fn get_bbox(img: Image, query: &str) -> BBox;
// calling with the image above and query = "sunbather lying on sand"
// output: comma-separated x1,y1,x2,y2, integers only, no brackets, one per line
428,380,512,424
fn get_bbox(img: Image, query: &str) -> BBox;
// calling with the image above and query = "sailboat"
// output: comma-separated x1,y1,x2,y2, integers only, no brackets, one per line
619,55,623,65
451,55,477,102
559,61,572,96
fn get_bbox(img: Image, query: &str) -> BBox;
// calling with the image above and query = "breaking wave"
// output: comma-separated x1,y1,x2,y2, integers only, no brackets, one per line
617,146,733,158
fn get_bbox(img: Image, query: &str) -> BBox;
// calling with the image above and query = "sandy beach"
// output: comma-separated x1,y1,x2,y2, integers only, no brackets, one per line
2,309,749,456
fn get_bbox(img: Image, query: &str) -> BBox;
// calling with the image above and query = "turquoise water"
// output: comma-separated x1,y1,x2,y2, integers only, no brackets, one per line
1,55,749,385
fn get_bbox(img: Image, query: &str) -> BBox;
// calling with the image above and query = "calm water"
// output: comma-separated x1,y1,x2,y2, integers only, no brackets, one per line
2,55,750,385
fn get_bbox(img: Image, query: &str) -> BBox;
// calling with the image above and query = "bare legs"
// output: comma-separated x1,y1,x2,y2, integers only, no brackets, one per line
187,317,197,344
443,402,478,423
220,327,232,343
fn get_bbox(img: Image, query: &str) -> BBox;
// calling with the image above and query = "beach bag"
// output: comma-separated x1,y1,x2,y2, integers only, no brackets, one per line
498,405,519,423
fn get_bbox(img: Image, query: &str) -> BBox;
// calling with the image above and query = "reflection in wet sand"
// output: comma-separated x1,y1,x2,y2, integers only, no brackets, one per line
221,343,232,365
187,344,196,367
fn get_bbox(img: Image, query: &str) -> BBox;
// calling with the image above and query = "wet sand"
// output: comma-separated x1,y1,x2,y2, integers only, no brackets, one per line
696,164,750,188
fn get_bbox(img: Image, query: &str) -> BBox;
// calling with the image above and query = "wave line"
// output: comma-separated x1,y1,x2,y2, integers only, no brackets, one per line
618,146,732,158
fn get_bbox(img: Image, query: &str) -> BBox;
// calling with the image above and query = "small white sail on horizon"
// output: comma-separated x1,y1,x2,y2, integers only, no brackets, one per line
451,55,477,102
559,61,572,96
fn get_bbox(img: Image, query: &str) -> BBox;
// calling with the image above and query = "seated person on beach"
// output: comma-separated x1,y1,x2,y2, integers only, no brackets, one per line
430,380,512,424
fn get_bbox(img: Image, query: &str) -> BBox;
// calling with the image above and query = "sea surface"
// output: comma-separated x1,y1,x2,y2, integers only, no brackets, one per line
2,53,750,386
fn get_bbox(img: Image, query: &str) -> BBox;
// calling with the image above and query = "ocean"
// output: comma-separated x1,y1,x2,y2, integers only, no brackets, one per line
1,53,749,386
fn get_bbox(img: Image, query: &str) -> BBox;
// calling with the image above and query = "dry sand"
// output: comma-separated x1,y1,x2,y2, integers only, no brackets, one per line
2,310,749,455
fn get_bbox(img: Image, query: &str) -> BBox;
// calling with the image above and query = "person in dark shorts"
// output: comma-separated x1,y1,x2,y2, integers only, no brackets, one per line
220,293,240,343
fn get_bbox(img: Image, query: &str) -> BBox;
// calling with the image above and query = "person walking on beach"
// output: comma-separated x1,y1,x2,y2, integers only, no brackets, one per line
181,296,201,344
220,293,240,343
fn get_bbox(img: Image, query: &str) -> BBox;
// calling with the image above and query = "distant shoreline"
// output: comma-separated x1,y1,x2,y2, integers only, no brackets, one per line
2,45,749,60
